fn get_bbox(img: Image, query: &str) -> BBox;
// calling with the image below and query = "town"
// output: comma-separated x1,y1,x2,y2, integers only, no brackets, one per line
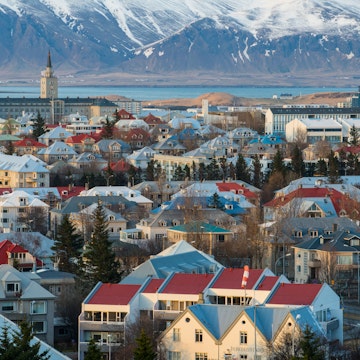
0,52,359,360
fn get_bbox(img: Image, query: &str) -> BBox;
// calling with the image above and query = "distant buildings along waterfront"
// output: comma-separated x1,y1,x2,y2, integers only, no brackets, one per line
0,51,142,122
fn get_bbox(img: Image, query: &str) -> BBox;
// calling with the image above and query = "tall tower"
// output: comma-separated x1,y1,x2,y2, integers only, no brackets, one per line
40,51,58,99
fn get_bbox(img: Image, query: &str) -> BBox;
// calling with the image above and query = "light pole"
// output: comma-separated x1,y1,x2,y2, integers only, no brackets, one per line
275,253,291,276
292,314,301,357
108,334,112,360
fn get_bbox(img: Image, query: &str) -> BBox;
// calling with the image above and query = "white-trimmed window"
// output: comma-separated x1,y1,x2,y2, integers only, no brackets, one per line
1,301,15,312
31,301,47,314
240,331,248,344
195,329,203,342
32,321,46,334
173,328,180,342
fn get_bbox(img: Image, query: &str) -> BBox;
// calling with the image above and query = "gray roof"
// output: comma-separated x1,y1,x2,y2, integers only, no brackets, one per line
269,107,360,115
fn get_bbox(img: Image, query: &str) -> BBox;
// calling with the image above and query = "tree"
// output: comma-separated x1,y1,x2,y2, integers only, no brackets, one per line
101,116,116,139
82,200,121,287
252,155,262,188
173,165,185,181
327,150,342,183
32,111,46,140
315,159,328,176
146,160,156,181
235,154,251,183
0,321,49,360
271,149,286,176
297,325,326,360
291,145,305,178
133,329,156,360
52,214,83,274
349,124,360,146
209,192,223,209
84,338,102,360
206,158,221,180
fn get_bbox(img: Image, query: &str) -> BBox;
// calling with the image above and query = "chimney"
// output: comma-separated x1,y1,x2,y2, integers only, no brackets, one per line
333,223,338,232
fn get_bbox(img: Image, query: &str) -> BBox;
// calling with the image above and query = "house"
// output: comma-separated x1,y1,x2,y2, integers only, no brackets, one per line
37,141,78,164
92,139,131,161
65,134,96,153
0,190,50,233
158,305,326,360
13,137,47,156
0,153,50,188
118,128,151,150
292,224,360,294
0,264,56,345
126,147,156,169
0,239,44,271
78,242,342,359
67,152,107,172
38,126,73,146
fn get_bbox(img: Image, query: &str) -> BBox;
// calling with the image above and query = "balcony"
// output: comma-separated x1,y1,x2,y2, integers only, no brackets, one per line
308,259,321,268
26,177,36,182
321,318,339,333
79,313,125,331
153,309,181,321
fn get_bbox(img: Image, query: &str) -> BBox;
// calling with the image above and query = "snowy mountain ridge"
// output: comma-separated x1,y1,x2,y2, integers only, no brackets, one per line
1,0,360,85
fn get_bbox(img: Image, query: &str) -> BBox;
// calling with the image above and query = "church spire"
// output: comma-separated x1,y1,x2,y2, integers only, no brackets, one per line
47,50,52,69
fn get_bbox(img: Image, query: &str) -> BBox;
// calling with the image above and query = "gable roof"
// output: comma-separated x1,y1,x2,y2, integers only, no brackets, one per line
267,283,323,305
86,283,141,305
211,268,264,290
160,273,214,294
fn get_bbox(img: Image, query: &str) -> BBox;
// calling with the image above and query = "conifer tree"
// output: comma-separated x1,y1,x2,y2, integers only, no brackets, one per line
133,329,156,360
297,325,325,360
206,158,221,180
327,150,342,183
0,322,49,360
291,145,305,178
84,339,102,360
32,111,46,140
146,160,155,181
235,154,251,183
101,116,115,139
82,200,121,286
349,124,360,146
252,155,262,188
52,214,83,273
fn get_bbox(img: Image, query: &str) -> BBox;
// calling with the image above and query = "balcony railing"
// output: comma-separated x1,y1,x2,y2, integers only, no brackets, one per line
308,259,321,268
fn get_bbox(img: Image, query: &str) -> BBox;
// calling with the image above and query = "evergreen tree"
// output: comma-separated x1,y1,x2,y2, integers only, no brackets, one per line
252,155,262,188
235,154,251,183
291,145,305,178
209,193,223,209
327,150,341,183
84,339,102,360
52,214,83,274
228,162,236,180
191,161,197,181
297,325,325,360
198,163,206,181
173,165,185,181
315,159,328,176
101,116,115,139
184,164,191,179
82,200,121,286
219,156,228,180
206,158,221,180
8,321,49,360
133,329,156,360
146,160,155,181
271,149,286,176
349,124,360,146
32,111,46,140
0,326,17,360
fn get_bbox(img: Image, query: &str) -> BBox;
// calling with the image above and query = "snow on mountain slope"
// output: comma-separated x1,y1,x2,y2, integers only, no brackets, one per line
1,0,360,45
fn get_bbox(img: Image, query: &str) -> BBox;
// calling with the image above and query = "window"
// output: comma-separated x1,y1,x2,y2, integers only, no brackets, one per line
168,351,181,360
173,328,180,341
195,329,203,342
195,353,208,360
1,301,14,312
31,301,46,314
32,321,46,334
6,283,20,293
240,331,248,344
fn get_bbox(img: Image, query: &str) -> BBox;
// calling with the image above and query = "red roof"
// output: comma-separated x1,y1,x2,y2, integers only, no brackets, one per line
161,273,214,294
0,188,12,195
88,283,141,305
107,159,131,172
57,186,85,200
142,279,164,293
216,182,258,199
211,268,264,290
256,276,279,291
13,138,47,148
115,109,135,119
143,113,163,125
267,283,322,305
66,134,96,144
264,187,343,208
0,240,43,267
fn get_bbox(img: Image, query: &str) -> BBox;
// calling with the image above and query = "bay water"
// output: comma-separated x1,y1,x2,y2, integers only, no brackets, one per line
0,85,356,101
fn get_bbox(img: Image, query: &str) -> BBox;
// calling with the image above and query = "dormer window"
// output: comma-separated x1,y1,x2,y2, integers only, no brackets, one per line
6,282,20,293
309,230,318,238
294,231,302,238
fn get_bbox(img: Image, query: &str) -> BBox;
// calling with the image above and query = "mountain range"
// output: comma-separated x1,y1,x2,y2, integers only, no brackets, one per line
1,0,360,86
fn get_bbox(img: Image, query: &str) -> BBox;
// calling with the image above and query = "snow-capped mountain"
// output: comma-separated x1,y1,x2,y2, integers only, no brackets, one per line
1,0,360,85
